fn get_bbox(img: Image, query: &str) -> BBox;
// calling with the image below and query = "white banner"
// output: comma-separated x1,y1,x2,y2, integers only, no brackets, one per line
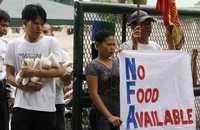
119,50,195,130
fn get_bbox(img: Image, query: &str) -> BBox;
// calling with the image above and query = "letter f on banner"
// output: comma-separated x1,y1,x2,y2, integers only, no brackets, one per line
127,81,135,104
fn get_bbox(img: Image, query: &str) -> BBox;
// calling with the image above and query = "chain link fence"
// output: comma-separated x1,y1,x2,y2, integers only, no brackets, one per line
73,2,200,130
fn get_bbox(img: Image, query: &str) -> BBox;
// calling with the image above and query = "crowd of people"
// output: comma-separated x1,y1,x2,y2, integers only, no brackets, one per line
0,3,198,130
0,4,72,130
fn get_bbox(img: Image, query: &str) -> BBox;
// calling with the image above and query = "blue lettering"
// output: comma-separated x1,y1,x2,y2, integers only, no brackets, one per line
125,57,136,80
127,81,135,104
127,105,138,129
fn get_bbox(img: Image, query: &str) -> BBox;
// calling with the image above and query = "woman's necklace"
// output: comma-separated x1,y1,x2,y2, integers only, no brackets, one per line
97,58,112,70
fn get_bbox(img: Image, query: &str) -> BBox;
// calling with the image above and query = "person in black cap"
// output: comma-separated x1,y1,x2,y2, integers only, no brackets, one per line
120,10,199,85
120,10,161,50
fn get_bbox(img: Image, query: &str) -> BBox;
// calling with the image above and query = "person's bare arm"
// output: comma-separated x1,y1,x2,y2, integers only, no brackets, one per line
86,75,122,127
20,66,65,78
6,65,17,87
191,49,198,85
166,30,175,50
166,27,184,50
6,65,43,91
61,74,72,86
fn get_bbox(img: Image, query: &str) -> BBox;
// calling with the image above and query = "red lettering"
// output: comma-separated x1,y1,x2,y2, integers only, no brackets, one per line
152,88,159,103
172,109,180,125
164,110,174,125
150,111,156,126
180,109,189,124
187,108,193,124
145,88,152,103
135,112,143,128
154,111,163,126
144,112,153,127
137,88,159,103
137,88,144,103
137,65,145,80
133,108,193,128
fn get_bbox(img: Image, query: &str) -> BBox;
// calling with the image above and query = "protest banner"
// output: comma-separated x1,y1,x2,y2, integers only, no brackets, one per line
119,50,195,130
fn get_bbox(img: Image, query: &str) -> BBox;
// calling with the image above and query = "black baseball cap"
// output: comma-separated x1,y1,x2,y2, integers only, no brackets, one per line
127,10,155,26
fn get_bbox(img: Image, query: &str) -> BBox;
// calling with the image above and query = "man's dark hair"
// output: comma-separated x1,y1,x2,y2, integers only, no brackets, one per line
22,4,47,24
94,31,114,44
0,9,10,22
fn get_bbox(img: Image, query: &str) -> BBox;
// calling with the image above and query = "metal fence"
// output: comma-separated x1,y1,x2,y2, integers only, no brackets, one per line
72,1,200,130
